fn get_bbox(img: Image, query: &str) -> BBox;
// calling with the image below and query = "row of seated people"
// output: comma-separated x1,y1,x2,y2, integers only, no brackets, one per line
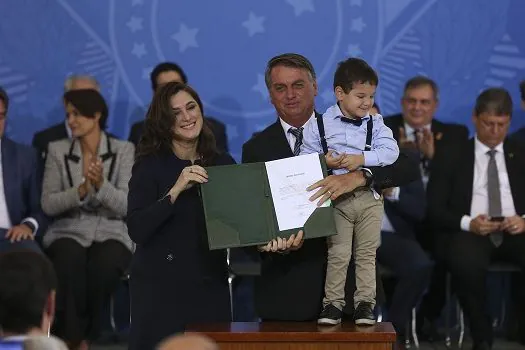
0,64,229,349
0,55,524,350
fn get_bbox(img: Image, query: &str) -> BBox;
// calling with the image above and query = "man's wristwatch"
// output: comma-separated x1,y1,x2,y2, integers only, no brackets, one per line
361,169,374,187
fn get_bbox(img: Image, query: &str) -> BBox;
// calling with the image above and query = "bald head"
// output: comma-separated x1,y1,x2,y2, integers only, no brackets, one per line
64,75,100,92
157,334,218,350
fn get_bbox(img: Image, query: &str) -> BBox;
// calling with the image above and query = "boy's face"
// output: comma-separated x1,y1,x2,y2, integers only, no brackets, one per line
335,82,376,118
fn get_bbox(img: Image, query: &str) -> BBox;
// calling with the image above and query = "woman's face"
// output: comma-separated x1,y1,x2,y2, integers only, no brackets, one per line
170,91,203,142
66,103,100,138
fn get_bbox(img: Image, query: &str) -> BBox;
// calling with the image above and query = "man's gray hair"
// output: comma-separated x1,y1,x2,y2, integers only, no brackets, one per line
63,75,100,92
264,53,316,89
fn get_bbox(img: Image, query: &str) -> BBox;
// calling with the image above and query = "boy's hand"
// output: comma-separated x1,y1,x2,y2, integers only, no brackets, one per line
325,150,344,169
340,154,365,171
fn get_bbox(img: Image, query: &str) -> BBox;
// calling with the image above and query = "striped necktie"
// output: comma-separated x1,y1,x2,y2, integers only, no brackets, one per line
288,127,303,156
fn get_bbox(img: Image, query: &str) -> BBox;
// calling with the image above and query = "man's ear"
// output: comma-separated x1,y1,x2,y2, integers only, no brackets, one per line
45,290,56,321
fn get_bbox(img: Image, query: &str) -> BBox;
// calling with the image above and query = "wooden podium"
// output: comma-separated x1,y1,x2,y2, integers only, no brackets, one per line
186,322,396,350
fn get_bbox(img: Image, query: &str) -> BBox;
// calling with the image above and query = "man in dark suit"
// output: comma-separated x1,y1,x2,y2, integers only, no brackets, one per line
242,53,419,321
384,76,469,188
127,62,228,152
32,75,100,161
428,88,525,350
384,76,469,338
0,87,46,253
377,179,432,339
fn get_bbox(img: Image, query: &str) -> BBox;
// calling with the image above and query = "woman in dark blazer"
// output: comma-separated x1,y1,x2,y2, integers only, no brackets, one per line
127,82,233,350
41,89,134,349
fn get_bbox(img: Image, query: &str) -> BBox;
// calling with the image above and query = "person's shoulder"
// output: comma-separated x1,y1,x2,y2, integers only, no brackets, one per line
212,152,236,166
3,138,37,157
243,121,280,148
505,137,525,155
108,136,135,154
370,113,385,122
33,122,65,138
433,119,468,133
382,113,403,125
132,153,166,177
130,120,145,131
47,138,71,154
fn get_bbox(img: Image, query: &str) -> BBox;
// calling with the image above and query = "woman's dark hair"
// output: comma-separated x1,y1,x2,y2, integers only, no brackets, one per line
137,82,217,163
63,89,108,129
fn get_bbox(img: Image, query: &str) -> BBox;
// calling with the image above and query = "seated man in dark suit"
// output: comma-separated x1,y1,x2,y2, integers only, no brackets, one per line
384,76,469,338
128,62,228,152
0,87,46,253
32,75,100,161
428,87,525,350
378,180,432,339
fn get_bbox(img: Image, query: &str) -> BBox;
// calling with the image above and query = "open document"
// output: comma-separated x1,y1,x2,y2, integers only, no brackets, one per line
200,154,336,249
265,153,330,231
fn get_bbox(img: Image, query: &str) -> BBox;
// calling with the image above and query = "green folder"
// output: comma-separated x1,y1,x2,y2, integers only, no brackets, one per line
200,154,337,250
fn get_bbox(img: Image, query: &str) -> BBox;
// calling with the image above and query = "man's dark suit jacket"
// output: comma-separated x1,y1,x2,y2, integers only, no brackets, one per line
32,122,68,160
1,137,47,235
241,114,419,321
128,117,229,153
427,138,525,235
510,126,525,146
384,179,426,240
384,114,469,174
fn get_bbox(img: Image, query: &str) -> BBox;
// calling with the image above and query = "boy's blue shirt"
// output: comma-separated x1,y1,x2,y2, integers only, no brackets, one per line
300,103,399,175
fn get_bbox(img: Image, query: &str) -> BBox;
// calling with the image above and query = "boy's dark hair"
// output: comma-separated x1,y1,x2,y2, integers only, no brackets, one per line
0,251,57,334
0,86,9,112
474,87,513,117
63,89,108,129
265,53,316,88
403,76,439,100
333,58,378,93
150,62,188,91
519,80,525,101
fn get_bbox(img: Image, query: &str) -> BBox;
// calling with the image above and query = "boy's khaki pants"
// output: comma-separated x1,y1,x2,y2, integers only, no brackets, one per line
323,189,383,311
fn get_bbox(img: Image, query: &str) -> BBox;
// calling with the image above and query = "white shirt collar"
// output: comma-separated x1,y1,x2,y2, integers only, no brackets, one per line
474,135,504,155
404,121,431,136
279,111,316,134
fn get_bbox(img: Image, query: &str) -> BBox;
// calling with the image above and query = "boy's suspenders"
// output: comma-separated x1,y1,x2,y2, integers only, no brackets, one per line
315,113,374,162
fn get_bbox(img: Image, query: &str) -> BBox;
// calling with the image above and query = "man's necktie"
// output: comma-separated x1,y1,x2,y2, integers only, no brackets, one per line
487,149,503,247
340,116,363,126
288,127,303,156
414,129,430,174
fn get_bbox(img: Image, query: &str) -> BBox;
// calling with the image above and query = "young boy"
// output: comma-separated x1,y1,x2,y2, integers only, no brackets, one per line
300,58,399,326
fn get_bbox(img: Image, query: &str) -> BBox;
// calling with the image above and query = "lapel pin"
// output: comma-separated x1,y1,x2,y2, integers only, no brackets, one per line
435,132,443,140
